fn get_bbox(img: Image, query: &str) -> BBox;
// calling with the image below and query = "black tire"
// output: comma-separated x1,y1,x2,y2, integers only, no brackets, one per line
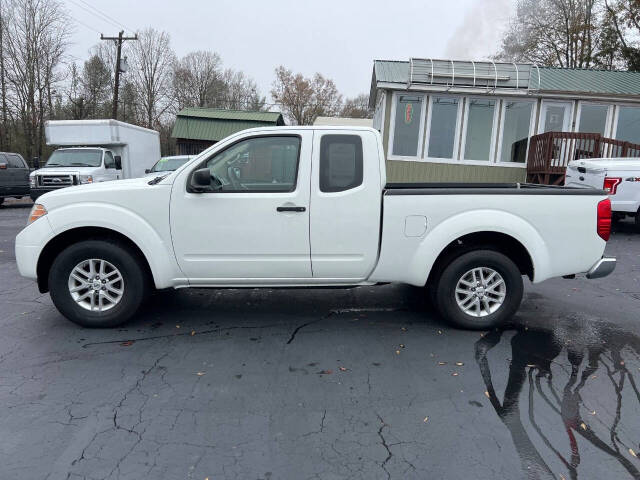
635,211,640,231
434,250,523,330
0,198,4,206
48,239,149,328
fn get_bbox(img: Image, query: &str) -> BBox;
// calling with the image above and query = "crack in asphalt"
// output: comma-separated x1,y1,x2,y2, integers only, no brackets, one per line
376,414,393,480
81,324,281,348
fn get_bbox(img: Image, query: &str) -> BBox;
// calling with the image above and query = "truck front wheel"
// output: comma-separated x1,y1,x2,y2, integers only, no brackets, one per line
48,239,149,328
434,250,523,330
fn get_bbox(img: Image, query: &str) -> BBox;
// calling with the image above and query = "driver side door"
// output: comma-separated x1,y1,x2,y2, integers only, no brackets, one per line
170,131,312,283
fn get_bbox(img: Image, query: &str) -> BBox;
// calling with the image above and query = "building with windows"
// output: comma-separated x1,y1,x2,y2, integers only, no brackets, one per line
172,108,285,155
370,59,640,183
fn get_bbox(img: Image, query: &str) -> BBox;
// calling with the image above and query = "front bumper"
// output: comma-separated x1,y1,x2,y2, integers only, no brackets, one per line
586,257,616,279
15,216,55,280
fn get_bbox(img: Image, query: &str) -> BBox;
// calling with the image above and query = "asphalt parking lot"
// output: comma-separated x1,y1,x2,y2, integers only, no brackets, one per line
1,199,640,480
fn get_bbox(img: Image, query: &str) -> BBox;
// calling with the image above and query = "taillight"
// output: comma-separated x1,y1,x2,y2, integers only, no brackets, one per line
597,198,612,241
603,177,622,195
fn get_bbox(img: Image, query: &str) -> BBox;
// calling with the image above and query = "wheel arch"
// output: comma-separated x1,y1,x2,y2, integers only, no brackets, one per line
37,226,155,293
426,231,535,288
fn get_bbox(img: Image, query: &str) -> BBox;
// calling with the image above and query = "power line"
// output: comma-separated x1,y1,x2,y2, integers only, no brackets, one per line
67,12,101,34
67,0,134,35
76,0,134,34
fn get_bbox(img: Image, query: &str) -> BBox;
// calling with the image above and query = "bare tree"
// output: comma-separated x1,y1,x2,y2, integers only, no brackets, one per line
341,93,372,118
271,66,342,125
129,27,175,128
3,0,70,161
173,50,223,109
218,69,265,110
497,0,604,68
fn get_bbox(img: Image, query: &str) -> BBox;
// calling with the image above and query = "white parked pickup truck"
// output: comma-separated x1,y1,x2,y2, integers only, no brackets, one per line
566,158,640,229
15,127,616,330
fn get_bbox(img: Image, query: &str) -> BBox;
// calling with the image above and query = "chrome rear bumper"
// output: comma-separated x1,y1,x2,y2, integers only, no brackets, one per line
586,257,616,280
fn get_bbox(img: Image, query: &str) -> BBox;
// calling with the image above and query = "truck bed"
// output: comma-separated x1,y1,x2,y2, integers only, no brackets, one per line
384,183,606,195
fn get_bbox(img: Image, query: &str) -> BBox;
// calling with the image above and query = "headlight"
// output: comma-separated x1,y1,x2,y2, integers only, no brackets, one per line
28,204,47,225
29,176,36,188
79,175,93,184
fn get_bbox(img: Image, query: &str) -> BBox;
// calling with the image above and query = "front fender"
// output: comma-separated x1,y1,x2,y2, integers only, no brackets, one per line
45,202,182,289
406,210,550,285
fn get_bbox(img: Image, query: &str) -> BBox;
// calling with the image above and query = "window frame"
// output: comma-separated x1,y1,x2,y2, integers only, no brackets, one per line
612,103,640,144
186,134,302,194
459,96,500,163
576,101,613,137
7,153,26,169
319,134,364,193
423,94,464,163
495,98,537,167
387,91,427,161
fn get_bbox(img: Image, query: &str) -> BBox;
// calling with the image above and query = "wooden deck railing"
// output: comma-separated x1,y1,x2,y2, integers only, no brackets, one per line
526,132,640,185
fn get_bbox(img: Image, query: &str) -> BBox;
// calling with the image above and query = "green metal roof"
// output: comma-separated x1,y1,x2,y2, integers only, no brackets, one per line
372,59,640,97
177,108,283,123
172,108,284,142
537,67,640,96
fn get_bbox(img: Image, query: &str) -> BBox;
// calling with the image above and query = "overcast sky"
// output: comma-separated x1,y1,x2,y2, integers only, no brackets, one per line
65,0,514,101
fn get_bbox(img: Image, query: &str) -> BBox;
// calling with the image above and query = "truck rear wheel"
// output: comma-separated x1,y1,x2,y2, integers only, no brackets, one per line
434,250,523,330
48,239,149,328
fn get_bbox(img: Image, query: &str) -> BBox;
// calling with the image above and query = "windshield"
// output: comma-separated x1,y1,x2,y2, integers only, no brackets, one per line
45,149,103,168
150,156,190,173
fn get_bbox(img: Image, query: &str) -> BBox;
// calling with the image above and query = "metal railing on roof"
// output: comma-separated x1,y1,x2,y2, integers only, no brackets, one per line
407,58,541,92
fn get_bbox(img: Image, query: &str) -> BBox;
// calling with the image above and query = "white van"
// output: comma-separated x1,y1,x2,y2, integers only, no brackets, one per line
30,120,161,200
566,158,640,227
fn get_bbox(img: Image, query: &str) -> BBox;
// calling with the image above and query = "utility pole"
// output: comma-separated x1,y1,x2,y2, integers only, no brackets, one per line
101,31,137,120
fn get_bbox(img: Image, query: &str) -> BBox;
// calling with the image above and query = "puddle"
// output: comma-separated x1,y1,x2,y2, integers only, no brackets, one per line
476,321,640,479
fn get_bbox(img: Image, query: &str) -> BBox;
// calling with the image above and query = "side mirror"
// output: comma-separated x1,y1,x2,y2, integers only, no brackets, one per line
145,168,151,174
114,156,122,170
191,168,212,192
32,157,40,169
0,162,6,170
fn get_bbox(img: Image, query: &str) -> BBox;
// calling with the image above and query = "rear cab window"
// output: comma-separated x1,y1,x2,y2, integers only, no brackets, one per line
319,135,363,192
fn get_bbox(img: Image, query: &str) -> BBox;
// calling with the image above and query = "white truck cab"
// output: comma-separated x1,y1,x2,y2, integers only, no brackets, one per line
566,158,640,228
30,119,160,200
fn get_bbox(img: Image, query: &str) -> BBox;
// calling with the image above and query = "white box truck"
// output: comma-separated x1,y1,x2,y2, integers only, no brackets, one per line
565,158,640,228
30,119,160,200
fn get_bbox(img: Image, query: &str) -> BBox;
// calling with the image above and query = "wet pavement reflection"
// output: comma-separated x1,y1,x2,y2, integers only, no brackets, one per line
477,320,640,479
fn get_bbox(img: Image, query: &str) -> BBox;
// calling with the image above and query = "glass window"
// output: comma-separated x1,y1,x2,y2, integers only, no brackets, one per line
499,101,533,163
464,99,496,161
427,97,459,159
104,151,115,168
204,136,300,192
392,95,422,157
616,106,640,144
578,104,609,135
45,149,103,168
319,135,363,192
7,154,26,168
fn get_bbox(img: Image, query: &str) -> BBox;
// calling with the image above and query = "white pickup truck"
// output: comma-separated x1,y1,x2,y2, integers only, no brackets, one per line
15,127,616,330
566,158,640,228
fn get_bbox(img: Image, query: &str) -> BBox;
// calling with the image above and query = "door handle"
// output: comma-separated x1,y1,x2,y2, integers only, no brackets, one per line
277,206,306,212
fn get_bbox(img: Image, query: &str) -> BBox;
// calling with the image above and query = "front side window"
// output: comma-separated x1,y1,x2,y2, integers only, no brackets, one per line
392,95,422,157
578,104,609,135
616,106,640,144
7,154,25,168
104,151,115,168
464,99,496,161
204,136,300,192
45,149,103,168
319,135,363,192
427,96,460,159
499,101,534,163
